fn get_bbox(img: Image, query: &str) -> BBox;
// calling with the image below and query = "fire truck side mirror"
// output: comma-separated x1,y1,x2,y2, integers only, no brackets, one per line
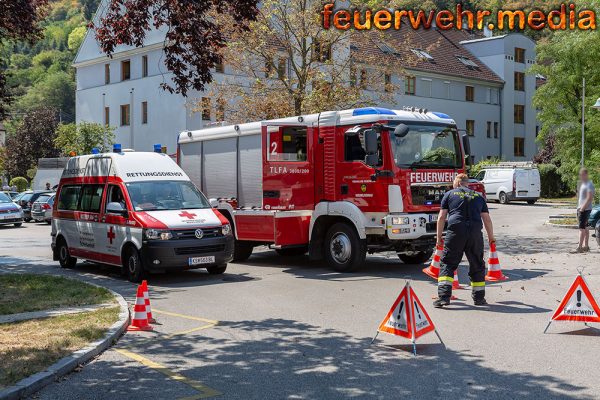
364,129,379,167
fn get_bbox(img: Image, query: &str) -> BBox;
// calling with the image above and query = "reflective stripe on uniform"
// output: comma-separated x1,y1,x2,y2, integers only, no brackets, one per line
438,276,454,282
471,281,485,291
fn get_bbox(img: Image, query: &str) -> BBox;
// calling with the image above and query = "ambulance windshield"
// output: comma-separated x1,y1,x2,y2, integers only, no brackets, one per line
125,181,210,211
390,123,461,169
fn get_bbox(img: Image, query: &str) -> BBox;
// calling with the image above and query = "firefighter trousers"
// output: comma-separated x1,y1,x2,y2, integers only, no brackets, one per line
438,224,486,301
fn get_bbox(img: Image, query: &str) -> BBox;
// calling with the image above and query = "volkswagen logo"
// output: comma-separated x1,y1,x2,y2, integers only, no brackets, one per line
194,229,204,239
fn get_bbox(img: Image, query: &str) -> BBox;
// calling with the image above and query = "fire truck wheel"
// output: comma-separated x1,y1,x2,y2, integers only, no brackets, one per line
57,237,77,269
206,264,228,275
398,249,433,265
275,247,308,257
233,241,254,262
324,223,366,272
124,246,145,283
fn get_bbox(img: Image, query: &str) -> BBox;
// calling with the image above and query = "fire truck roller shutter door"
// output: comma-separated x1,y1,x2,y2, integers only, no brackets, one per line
309,201,368,240
204,138,237,199
238,134,262,207
179,141,202,190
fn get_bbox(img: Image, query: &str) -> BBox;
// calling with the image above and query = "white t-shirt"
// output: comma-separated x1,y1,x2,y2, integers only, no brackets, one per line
578,180,595,211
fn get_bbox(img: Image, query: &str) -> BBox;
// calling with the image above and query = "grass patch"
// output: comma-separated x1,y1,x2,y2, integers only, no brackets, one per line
0,274,115,315
548,218,577,225
0,306,120,388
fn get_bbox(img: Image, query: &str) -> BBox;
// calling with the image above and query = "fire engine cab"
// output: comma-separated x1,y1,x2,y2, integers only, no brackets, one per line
51,145,234,282
177,107,471,272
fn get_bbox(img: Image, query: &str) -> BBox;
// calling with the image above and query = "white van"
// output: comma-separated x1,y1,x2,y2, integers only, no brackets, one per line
474,164,541,204
51,145,234,282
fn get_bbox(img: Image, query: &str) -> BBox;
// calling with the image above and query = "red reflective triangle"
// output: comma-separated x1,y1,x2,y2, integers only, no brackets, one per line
377,286,413,339
409,287,436,339
551,275,600,323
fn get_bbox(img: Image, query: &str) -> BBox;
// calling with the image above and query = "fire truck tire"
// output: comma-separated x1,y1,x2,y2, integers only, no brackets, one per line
324,223,366,272
233,241,254,262
57,237,77,269
398,249,433,265
206,264,228,275
124,245,145,283
275,247,308,257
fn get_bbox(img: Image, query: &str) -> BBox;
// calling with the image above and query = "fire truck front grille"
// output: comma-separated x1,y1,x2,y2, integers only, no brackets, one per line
174,228,221,240
411,184,452,206
174,244,226,255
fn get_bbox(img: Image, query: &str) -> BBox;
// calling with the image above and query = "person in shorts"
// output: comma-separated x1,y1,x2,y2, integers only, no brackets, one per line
572,168,595,253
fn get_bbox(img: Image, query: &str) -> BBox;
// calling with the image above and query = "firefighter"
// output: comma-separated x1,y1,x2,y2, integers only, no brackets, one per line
433,173,496,308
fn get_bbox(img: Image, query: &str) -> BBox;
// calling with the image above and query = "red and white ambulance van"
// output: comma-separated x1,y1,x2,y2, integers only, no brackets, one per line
51,145,234,282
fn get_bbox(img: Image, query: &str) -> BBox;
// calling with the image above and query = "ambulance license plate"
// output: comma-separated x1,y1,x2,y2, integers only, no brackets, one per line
188,256,215,266
429,214,438,222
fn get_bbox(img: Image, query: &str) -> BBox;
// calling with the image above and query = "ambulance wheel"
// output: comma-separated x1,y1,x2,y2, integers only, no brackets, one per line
233,241,253,262
398,249,433,265
324,223,366,272
499,192,509,204
57,237,77,269
124,246,145,283
206,264,227,275
275,246,308,256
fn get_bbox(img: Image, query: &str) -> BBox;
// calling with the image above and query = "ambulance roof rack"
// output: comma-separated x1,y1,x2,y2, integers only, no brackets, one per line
482,161,536,169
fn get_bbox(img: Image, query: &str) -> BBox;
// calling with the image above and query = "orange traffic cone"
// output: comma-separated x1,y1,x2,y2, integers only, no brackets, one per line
423,243,444,280
453,269,464,290
140,280,156,323
127,285,153,331
485,242,508,281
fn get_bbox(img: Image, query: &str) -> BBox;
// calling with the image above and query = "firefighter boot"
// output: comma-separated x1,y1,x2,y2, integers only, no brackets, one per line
471,282,487,305
435,275,454,307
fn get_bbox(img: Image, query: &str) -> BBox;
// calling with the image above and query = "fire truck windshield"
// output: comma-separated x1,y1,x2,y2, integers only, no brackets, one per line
389,123,461,169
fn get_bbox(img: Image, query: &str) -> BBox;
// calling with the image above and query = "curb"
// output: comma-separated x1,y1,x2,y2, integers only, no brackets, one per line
0,284,130,400
544,221,579,229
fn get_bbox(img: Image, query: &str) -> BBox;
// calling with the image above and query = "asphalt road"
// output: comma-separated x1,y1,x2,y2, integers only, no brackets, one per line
1,202,599,399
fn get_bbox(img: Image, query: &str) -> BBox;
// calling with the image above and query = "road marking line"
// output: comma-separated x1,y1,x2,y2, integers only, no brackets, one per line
115,348,221,399
153,308,218,324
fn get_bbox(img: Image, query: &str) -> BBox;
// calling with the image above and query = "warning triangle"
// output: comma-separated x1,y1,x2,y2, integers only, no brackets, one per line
551,275,600,323
409,287,436,339
377,286,413,339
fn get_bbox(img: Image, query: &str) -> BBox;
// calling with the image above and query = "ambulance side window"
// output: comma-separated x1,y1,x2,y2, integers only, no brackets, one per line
78,184,104,213
105,185,126,211
58,185,81,211
267,126,307,162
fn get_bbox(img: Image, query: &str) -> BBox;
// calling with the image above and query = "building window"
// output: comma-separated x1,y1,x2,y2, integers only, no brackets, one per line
201,97,211,121
142,55,148,78
120,104,130,126
104,64,110,84
215,61,224,73
494,122,499,138
405,76,416,95
514,104,525,124
277,58,287,80
384,74,391,92
515,47,525,63
487,121,491,138
514,137,525,157
121,60,131,81
514,72,525,91
104,107,110,126
491,88,499,104
141,101,148,124
216,99,226,121
466,120,475,136
444,81,450,99
465,85,474,102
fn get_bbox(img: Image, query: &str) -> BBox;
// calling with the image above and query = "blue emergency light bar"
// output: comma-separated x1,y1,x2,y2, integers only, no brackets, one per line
91,148,100,154
352,107,396,116
432,111,451,119
113,143,122,153
154,144,162,153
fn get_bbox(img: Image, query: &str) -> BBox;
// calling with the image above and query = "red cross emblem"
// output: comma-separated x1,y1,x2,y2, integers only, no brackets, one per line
107,226,116,244
179,211,197,219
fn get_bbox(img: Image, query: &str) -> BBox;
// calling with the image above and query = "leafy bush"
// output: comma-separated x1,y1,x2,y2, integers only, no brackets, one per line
9,177,29,192
538,164,572,198
468,158,501,178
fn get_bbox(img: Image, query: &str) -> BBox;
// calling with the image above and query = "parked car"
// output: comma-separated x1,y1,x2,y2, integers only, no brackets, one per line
474,165,540,204
32,193,55,224
0,192,24,227
2,191,19,200
15,190,54,222
467,179,487,200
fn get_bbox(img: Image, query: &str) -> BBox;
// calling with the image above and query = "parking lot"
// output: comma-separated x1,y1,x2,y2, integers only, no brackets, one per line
1,202,600,399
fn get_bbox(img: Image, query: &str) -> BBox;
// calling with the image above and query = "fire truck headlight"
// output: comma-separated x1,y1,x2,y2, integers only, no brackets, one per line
391,217,410,225
221,224,232,236
144,229,173,240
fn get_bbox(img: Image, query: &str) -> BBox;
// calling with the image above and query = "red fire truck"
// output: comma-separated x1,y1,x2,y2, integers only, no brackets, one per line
177,107,472,272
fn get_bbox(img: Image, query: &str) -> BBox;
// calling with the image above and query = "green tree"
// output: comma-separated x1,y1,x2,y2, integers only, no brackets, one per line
54,122,115,156
68,26,86,51
531,24,600,191
16,71,75,115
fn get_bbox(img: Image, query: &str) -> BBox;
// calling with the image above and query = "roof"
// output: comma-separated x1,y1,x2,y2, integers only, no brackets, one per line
350,27,503,84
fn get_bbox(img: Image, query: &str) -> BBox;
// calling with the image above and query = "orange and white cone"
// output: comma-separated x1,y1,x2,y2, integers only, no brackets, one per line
485,242,508,281
423,243,444,280
140,280,156,323
127,285,152,331
453,269,464,290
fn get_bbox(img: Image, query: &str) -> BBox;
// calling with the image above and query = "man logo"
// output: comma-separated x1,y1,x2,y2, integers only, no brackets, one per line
194,229,204,239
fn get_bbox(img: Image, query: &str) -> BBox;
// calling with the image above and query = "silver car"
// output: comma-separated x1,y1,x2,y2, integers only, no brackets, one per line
0,192,24,227
32,194,55,224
